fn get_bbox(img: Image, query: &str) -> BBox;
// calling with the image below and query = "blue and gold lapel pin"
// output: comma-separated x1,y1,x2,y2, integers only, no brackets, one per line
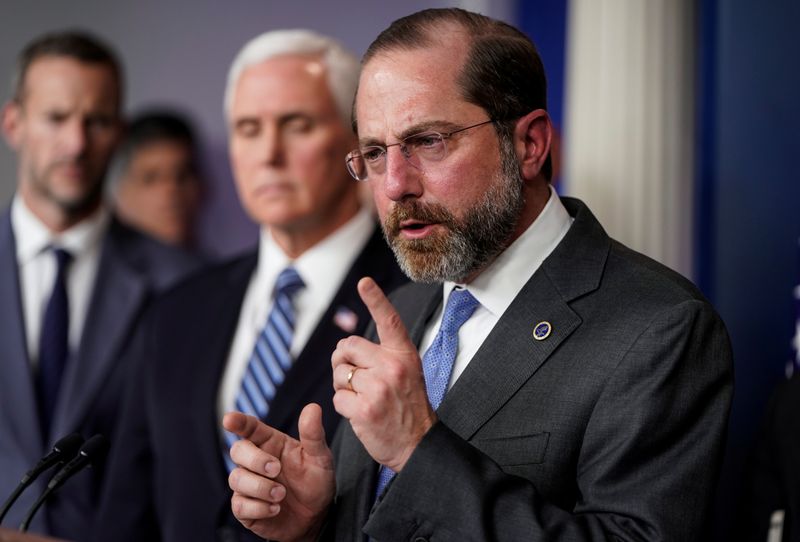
532,321,552,341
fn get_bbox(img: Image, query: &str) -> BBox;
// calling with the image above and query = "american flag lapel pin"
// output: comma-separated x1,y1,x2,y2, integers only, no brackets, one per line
333,306,359,333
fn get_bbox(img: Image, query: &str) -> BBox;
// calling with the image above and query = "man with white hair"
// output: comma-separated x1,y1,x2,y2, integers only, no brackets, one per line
92,30,406,542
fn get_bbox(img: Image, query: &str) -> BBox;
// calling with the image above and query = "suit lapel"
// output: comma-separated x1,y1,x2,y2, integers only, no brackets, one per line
194,255,258,487
51,227,148,442
338,282,441,528
0,212,43,454
439,198,610,440
267,226,406,436
437,271,581,438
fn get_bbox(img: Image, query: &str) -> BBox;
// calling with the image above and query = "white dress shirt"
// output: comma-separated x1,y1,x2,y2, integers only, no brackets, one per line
418,187,574,388
11,194,108,369
218,207,375,417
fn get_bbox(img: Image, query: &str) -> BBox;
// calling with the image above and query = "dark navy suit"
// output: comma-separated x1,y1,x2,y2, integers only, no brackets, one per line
0,210,201,540
93,225,407,542
736,374,800,542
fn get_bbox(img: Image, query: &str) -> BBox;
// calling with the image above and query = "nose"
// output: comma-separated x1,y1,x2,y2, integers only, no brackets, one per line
261,124,284,166
62,119,88,157
382,146,422,202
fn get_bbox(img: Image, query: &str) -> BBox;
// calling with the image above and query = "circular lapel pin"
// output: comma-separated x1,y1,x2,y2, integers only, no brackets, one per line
532,321,552,341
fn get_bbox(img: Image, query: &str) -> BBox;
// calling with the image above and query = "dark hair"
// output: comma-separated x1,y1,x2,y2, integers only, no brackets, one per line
362,8,551,181
113,109,200,179
11,30,123,106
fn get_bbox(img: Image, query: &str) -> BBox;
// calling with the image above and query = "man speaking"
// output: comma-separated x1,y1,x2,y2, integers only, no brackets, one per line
226,9,734,542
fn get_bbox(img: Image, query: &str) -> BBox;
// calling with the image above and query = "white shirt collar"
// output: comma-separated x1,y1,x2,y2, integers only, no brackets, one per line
11,193,110,263
256,206,374,296
442,186,573,316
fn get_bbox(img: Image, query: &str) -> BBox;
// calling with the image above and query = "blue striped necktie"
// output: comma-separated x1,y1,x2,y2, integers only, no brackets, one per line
37,247,72,440
225,267,305,470
374,288,480,499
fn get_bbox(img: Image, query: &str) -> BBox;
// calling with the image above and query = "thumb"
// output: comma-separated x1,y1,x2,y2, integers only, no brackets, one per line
298,403,329,460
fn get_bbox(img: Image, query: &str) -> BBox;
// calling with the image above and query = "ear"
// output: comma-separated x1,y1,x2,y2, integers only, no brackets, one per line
513,109,552,181
1,101,23,151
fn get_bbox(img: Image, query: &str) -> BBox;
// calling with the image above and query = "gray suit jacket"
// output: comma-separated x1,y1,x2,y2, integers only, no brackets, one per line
0,209,201,540
327,197,734,542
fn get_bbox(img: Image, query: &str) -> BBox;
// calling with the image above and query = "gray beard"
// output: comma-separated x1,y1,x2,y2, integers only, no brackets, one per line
382,138,524,283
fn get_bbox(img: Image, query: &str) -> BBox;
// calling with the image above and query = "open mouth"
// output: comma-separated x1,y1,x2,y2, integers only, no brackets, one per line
399,219,439,239
400,220,430,231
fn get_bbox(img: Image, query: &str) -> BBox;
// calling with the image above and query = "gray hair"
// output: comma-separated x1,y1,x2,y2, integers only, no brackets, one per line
224,29,359,126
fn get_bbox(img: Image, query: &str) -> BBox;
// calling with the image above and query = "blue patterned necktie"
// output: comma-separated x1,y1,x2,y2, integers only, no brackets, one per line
225,267,305,470
37,247,72,440
374,288,480,499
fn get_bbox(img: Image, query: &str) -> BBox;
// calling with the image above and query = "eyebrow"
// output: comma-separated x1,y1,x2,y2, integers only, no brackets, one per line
358,119,464,148
276,112,313,125
232,111,316,127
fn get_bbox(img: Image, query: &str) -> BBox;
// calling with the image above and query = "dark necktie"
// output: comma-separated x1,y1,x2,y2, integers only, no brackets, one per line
37,247,72,440
374,288,480,499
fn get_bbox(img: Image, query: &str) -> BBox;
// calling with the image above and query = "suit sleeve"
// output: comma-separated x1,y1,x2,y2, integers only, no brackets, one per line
734,376,800,542
90,316,161,542
363,299,733,542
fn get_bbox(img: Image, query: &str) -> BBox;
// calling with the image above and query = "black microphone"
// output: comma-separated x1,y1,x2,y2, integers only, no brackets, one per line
0,433,83,525
19,434,109,532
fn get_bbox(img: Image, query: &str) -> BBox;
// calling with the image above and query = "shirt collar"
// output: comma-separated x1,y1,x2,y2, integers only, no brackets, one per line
444,186,573,316
256,206,374,296
11,193,110,263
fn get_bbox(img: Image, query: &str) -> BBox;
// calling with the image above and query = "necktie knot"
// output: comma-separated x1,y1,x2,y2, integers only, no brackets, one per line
52,247,73,269
439,288,479,336
274,266,304,299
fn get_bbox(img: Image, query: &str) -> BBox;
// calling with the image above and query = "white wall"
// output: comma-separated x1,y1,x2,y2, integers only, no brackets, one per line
0,0,513,257
563,0,695,277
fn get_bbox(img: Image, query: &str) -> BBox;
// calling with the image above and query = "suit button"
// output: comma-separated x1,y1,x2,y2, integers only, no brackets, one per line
413,538,428,542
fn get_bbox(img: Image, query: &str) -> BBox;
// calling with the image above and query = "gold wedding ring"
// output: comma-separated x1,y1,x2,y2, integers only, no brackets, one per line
346,367,359,391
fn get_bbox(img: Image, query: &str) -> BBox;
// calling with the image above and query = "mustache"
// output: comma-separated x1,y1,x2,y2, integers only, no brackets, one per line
383,200,459,238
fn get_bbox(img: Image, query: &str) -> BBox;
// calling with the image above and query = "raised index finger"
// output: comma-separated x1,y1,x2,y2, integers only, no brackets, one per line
357,276,412,350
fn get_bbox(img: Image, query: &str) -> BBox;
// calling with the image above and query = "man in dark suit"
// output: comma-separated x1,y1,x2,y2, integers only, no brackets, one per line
92,30,406,542
0,32,199,540
224,8,734,542
736,374,800,542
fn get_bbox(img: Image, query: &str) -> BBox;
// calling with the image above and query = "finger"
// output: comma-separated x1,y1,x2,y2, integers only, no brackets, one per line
229,467,286,503
224,412,285,450
230,438,281,478
331,363,351,391
357,276,411,350
297,404,332,465
332,387,361,420
331,336,375,370
332,361,366,392
231,492,280,521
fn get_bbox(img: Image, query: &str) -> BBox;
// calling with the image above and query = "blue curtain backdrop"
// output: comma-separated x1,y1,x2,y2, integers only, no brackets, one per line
516,0,567,187
709,0,800,538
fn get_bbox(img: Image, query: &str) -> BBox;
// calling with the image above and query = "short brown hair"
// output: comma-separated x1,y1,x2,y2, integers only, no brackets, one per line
361,8,551,181
11,30,123,107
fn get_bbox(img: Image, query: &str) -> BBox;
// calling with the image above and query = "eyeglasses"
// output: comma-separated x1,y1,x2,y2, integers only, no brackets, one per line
345,119,496,181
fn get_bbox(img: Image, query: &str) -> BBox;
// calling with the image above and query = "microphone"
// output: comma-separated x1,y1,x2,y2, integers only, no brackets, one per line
19,434,109,532
0,433,83,525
